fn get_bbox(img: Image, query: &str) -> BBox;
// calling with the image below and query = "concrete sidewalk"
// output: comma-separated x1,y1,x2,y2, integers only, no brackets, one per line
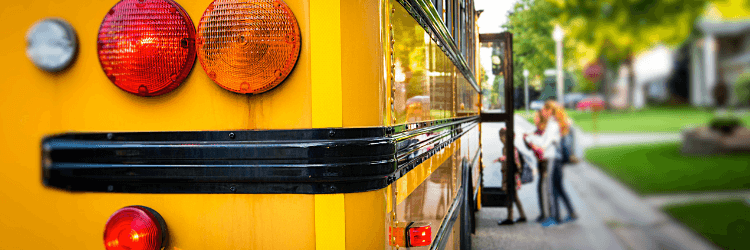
473,122,717,250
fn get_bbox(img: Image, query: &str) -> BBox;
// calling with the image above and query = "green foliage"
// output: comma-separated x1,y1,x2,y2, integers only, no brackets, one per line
572,70,599,93
547,0,708,67
710,116,744,133
490,76,504,108
504,0,575,87
585,142,750,194
479,63,489,86
735,73,750,105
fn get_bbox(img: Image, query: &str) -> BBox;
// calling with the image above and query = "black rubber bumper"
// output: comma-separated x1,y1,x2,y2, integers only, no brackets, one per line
42,117,478,194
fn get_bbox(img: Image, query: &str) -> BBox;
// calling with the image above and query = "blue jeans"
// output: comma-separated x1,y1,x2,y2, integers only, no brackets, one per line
551,159,575,221
536,160,550,218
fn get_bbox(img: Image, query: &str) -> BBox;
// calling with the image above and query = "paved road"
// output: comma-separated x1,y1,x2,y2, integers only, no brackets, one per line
473,119,716,250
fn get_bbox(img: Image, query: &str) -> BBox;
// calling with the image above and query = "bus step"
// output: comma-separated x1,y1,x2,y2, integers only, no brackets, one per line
480,187,510,207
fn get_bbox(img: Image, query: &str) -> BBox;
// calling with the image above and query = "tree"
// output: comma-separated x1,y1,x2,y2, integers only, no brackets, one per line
503,0,580,104
547,0,709,108
504,0,558,87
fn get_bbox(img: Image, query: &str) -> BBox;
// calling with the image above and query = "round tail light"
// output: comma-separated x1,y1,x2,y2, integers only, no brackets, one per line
97,0,197,97
104,206,168,250
196,0,301,94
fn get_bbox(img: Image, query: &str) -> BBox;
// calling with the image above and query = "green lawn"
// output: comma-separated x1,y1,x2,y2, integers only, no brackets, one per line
517,107,750,133
665,200,750,250
585,142,750,194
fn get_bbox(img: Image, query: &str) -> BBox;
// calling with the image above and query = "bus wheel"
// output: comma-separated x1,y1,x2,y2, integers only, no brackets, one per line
470,167,477,234
460,169,473,250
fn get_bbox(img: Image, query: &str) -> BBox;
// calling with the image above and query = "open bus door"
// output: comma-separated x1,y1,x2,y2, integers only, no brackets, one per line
475,32,516,229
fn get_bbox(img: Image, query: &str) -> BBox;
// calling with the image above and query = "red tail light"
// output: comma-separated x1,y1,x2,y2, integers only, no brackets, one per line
389,222,431,247
104,206,167,250
97,0,196,97
408,224,432,247
196,0,301,94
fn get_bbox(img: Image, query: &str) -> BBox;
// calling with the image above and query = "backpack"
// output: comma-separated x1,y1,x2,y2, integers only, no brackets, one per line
518,152,533,184
561,133,573,164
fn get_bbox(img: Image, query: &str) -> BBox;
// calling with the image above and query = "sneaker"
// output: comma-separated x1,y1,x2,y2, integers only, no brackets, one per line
541,217,558,227
535,215,546,223
516,217,527,223
498,219,515,225
563,214,578,223
569,155,580,164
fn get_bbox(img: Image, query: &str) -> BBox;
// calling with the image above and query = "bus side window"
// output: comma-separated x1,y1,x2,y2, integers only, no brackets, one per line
433,0,442,20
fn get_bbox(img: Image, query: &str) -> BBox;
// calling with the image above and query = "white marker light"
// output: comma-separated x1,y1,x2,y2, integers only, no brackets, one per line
26,18,78,72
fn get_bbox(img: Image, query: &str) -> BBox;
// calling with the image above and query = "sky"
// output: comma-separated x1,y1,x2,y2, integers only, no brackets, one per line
474,0,518,33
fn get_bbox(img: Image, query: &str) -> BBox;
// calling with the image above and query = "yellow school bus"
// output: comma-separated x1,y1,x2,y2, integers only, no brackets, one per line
0,0,484,249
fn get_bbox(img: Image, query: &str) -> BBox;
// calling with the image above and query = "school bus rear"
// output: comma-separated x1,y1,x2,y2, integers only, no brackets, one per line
0,0,481,249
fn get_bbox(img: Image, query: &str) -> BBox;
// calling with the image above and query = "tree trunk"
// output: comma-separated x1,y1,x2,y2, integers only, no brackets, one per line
602,64,613,110
626,55,636,109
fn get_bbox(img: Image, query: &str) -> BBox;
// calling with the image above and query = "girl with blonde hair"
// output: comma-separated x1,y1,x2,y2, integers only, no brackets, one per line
541,100,578,225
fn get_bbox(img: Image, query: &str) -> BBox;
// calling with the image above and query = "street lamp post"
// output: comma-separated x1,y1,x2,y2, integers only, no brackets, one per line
523,69,529,112
553,25,565,106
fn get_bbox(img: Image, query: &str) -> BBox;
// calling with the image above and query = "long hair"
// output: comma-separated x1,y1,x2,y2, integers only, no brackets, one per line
544,100,570,136
535,111,547,134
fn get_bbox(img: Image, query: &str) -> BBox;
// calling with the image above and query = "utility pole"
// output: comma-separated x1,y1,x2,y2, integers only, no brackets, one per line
553,25,565,105
523,69,529,112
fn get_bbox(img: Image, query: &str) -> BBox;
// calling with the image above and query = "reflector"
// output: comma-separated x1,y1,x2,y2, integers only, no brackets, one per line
97,0,196,97
104,206,167,250
389,226,406,247
197,0,300,94
408,224,432,247
26,18,78,72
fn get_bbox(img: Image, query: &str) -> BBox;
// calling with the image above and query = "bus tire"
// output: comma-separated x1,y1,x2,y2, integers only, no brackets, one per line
469,167,477,234
460,164,473,250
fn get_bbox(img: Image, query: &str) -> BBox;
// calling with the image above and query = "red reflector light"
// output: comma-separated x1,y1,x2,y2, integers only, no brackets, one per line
104,206,167,250
97,0,197,97
389,222,431,247
197,0,301,94
408,224,432,247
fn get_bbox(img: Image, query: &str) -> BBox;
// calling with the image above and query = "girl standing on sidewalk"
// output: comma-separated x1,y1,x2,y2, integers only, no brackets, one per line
529,111,551,223
496,128,527,225
543,101,578,225
524,108,560,227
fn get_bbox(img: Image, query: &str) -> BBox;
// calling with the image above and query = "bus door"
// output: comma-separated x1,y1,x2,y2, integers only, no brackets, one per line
476,32,517,223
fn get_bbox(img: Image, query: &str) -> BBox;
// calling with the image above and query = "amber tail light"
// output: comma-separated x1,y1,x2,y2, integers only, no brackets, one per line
196,0,301,94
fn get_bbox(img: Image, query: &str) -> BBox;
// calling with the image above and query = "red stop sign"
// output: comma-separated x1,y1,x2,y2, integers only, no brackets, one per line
584,61,604,83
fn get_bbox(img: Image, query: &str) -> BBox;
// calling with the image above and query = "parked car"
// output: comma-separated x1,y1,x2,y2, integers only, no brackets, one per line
576,96,606,111
530,100,544,110
563,93,586,108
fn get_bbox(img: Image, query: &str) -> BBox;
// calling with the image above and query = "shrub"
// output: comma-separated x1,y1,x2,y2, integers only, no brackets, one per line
709,116,744,134
735,73,750,106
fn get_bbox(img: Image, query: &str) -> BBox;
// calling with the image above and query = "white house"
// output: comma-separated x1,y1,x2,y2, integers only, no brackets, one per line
690,7,750,106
